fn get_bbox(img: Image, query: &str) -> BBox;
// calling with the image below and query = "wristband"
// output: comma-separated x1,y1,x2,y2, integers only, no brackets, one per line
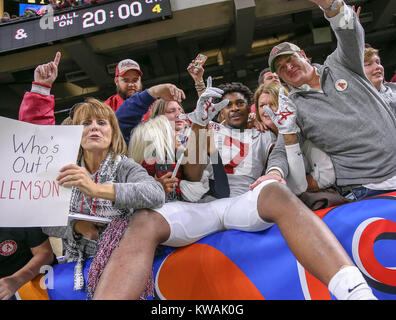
31,82,52,95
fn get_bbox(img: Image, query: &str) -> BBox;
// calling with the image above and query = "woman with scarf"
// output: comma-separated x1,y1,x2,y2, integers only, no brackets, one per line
20,94,165,295
53,98,165,291
18,52,167,298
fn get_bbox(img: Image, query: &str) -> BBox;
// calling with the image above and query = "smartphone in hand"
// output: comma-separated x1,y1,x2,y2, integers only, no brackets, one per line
155,163,174,178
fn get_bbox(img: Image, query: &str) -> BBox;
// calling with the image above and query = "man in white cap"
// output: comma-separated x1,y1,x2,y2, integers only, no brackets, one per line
105,59,144,111
103,59,185,144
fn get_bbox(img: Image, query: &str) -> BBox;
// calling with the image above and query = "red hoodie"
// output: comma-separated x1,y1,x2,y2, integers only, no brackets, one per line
19,83,55,125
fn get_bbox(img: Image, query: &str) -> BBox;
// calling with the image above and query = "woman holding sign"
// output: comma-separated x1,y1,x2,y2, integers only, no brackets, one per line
18,52,167,295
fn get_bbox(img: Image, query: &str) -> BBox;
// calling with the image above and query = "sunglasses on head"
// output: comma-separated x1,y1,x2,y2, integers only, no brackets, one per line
68,102,84,120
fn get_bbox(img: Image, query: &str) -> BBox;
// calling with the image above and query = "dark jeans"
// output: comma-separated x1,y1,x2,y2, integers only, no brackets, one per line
343,186,395,201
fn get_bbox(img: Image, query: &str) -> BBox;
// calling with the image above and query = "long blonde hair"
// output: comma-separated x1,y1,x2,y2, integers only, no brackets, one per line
129,115,175,164
72,97,127,161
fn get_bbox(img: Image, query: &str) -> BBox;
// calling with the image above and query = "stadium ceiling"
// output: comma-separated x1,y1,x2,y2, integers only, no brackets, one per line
0,0,395,122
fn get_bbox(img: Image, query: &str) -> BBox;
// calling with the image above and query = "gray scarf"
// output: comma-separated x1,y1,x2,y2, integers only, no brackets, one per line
67,151,130,290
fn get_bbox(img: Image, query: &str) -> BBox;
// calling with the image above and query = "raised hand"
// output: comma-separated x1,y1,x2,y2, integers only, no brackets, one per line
179,76,229,127
187,61,205,83
352,5,361,20
308,0,333,7
34,51,61,87
309,0,343,16
262,87,299,135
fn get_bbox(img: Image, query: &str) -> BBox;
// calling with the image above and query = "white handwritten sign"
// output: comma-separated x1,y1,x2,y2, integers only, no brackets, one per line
0,117,83,227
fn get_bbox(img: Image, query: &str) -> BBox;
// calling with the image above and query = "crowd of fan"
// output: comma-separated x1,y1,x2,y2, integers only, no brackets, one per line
0,0,107,24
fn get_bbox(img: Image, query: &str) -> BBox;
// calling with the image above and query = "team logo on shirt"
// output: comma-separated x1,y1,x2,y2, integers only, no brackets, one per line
335,79,348,92
0,240,17,256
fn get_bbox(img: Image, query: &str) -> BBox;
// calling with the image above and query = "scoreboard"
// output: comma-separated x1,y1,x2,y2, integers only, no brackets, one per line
0,0,172,53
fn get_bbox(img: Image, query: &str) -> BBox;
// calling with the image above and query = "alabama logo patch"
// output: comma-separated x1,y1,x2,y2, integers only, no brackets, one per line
335,79,348,92
0,240,17,256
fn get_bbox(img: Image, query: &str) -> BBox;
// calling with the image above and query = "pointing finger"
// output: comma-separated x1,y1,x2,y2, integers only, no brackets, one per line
53,51,61,67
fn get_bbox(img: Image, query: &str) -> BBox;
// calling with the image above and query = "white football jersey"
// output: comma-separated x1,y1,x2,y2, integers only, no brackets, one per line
209,122,276,197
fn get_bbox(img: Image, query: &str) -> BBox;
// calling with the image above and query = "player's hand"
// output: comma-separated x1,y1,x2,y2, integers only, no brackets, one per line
249,171,286,190
351,5,361,20
262,87,299,135
179,76,229,127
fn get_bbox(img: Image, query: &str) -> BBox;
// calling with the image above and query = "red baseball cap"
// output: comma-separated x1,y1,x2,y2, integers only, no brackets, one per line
115,59,143,77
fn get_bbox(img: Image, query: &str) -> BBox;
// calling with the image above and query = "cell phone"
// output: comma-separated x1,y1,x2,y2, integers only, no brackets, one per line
191,53,207,73
155,163,174,178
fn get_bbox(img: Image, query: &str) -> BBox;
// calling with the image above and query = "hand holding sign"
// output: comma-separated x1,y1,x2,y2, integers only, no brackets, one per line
34,51,61,87
57,164,104,199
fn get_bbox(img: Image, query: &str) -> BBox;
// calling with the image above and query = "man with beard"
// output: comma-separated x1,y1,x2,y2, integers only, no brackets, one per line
104,59,185,144
105,59,144,111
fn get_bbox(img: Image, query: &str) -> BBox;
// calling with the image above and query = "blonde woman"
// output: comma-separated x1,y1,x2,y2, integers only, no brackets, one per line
148,98,188,151
253,83,280,135
129,115,210,203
